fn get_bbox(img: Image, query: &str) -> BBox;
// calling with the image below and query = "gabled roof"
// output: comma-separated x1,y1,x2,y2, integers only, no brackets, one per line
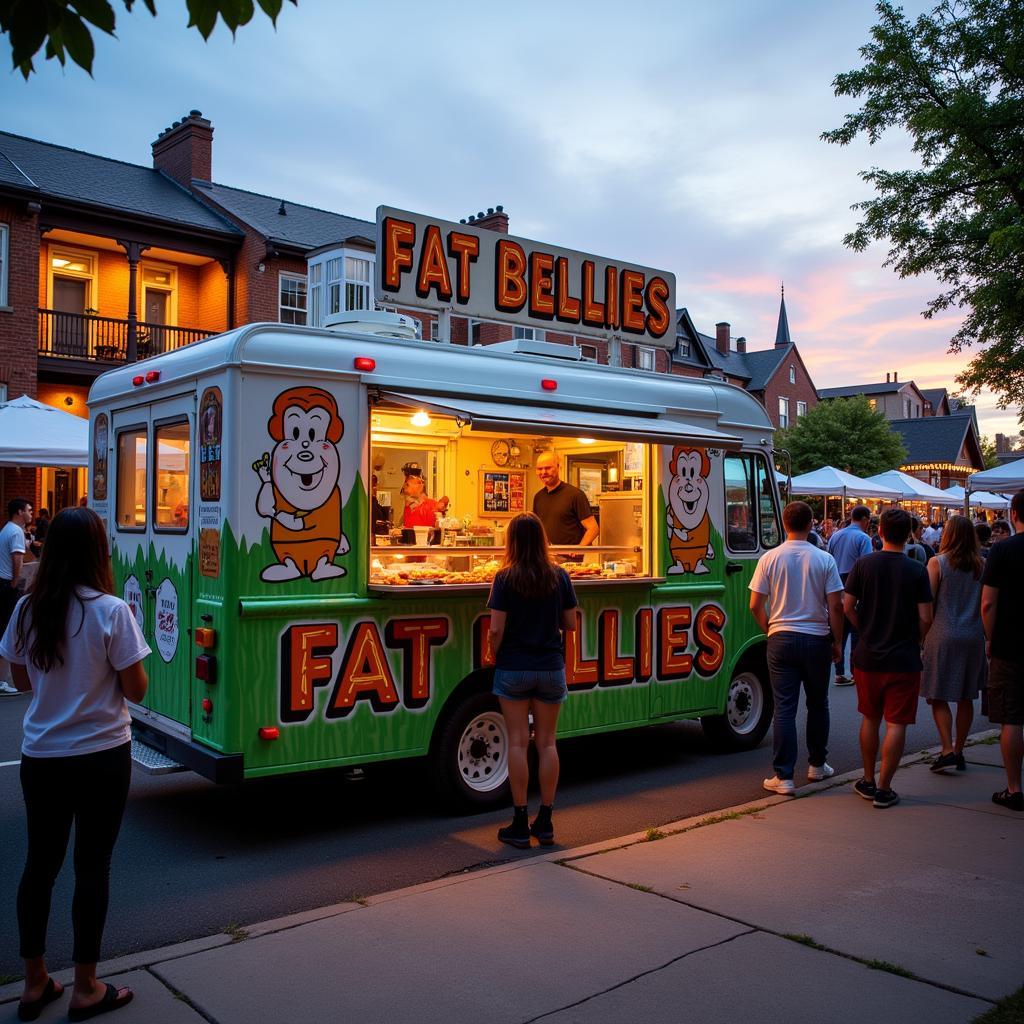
697,331,752,381
920,388,950,414
889,412,984,469
192,180,374,251
745,344,792,391
818,382,903,398
0,131,241,236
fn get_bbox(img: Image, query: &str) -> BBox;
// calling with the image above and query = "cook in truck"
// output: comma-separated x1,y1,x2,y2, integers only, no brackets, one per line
401,464,450,529
532,452,599,546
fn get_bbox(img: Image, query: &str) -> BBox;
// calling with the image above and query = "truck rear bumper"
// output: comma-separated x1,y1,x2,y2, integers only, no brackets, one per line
131,718,244,785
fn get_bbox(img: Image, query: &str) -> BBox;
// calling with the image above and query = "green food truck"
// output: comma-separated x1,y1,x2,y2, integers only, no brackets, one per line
88,212,782,810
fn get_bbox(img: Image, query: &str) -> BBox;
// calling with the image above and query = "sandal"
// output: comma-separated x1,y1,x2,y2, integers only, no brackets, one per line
67,984,133,1022
17,977,63,1022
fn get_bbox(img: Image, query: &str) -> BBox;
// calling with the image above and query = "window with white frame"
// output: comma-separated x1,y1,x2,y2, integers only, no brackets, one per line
513,326,545,341
677,333,690,358
579,343,598,362
778,397,790,428
637,346,656,371
308,263,322,327
279,272,307,325
307,248,374,327
0,383,7,404
0,224,8,307
430,319,439,341
797,400,807,417
789,364,796,384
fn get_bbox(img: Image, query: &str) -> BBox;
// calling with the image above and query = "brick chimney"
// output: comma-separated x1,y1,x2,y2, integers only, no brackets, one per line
886,372,891,383
735,336,747,354
715,322,730,355
152,110,213,187
464,205,509,233
893,370,898,382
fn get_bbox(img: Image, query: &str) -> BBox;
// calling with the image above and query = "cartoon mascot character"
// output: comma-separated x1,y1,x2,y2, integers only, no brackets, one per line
666,446,713,575
253,386,349,582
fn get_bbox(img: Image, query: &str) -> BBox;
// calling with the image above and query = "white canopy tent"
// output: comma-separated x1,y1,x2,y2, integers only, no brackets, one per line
789,466,902,500
968,459,1024,494
862,470,963,507
0,395,88,468
942,485,1010,511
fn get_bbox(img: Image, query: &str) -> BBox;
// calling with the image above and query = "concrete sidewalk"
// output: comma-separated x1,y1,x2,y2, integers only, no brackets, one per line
2,739,1020,1024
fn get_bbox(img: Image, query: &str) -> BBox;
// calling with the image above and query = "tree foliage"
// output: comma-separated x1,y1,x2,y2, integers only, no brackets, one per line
0,0,296,78
775,396,908,477
979,434,1001,469
823,0,1024,422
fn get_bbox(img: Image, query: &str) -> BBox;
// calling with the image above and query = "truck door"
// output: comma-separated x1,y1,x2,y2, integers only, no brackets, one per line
110,395,195,729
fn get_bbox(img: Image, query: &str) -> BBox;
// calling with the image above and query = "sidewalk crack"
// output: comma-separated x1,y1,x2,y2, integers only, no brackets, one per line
517,930,755,1024
146,966,222,1024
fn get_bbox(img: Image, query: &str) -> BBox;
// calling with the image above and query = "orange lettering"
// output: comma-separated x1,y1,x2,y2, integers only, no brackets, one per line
598,609,634,685
645,276,671,338
416,224,453,301
280,623,337,723
657,606,693,681
581,260,605,326
386,617,449,709
328,622,399,718
634,608,653,682
620,270,646,334
495,240,528,313
695,604,727,677
604,265,619,329
555,257,581,323
529,250,555,319
382,217,416,291
447,232,480,304
565,610,599,689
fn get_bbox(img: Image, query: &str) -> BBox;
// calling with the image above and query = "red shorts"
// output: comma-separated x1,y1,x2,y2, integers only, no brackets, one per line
853,669,920,725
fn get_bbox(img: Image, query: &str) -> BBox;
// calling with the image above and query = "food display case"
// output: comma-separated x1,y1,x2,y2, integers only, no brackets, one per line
369,543,644,590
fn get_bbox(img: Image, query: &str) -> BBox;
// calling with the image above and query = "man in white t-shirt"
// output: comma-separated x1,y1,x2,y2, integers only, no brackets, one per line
750,501,845,795
0,498,32,694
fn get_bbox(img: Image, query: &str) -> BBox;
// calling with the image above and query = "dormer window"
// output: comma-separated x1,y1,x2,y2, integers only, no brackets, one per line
677,333,691,358
306,246,375,327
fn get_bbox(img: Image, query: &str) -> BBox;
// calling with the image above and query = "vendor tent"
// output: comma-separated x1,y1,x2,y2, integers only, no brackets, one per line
968,460,1024,494
862,470,962,506
943,485,1010,511
0,395,88,468
788,466,902,500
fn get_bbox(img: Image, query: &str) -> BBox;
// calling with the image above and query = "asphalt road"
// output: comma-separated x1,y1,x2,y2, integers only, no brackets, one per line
0,669,950,977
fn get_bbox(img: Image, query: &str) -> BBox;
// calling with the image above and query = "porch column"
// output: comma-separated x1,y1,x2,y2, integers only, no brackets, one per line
117,240,150,361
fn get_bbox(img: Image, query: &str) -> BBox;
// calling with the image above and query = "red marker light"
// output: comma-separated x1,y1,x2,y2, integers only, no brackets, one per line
201,697,213,714
132,375,145,387
353,357,376,372
145,370,161,383
541,379,558,391
195,654,217,684
258,727,280,741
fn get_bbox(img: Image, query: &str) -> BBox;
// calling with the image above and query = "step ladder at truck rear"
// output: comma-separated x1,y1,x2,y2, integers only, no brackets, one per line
131,733,185,775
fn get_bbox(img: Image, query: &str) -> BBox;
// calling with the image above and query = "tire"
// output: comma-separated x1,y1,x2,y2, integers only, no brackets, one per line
429,690,511,811
701,668,773,751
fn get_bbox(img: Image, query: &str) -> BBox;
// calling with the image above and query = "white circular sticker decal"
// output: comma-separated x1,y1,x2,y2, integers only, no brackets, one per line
154,578,179,664
123,575,144,632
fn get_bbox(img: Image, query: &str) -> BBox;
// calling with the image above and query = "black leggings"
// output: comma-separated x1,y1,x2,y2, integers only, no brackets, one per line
18,742,131,963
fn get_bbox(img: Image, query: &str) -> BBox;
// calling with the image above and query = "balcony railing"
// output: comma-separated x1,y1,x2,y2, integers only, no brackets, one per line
37,309,215,362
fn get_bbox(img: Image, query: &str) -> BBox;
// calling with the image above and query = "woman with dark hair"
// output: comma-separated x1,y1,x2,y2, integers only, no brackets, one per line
487,512,578,848
0,508,149,1021
922,515,987,773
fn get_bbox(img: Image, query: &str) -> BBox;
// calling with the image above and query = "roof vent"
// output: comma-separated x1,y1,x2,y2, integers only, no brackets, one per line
484,338,583,361
323,310,418,340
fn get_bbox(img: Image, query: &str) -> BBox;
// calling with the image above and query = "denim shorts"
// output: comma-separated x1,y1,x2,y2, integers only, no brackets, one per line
492,668,568,705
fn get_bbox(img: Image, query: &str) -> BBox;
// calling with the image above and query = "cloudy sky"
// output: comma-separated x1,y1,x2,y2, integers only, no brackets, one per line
1,0,1016,437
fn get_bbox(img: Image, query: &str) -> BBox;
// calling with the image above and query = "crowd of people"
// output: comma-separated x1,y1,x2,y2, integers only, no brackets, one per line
751,493,1024,812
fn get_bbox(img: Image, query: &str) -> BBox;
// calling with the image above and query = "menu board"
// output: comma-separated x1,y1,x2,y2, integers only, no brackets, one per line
479,469,527,517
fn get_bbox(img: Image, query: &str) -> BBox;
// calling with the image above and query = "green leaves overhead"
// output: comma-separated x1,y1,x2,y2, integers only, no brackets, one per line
824,0,1024,423
0,0,296,77
775,396,908,478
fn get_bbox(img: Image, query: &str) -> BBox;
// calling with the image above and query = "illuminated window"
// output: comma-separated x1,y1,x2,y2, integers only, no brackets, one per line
868,398,877,411
116,429,147,530
153,421,190,531
279,272,307,325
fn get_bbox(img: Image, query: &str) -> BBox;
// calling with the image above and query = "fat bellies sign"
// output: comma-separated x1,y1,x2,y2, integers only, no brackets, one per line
375,206,676,348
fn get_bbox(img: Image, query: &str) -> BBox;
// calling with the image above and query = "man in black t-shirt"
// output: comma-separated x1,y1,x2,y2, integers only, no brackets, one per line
844,508,933,809
981,490,1024,812
532,453,598,547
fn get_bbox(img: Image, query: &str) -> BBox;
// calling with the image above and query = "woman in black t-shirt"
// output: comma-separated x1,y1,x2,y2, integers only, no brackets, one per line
487,513,578,849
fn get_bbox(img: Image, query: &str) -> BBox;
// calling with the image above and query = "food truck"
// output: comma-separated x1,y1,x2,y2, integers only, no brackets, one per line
87,209,783,809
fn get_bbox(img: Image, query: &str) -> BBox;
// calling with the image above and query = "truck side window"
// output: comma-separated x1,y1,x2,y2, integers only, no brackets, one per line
116,429,147,530
154,420,190,531
754,455,781,548
724,455,757,552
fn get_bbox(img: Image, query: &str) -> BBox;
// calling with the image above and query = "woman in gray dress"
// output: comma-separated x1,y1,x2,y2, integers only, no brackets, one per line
922,516,987,772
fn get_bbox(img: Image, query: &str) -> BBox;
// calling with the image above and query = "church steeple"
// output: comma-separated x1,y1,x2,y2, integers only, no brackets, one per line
775,283,792,348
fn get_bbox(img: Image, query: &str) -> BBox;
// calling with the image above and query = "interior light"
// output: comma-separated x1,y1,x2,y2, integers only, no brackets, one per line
411,411,431,428
578,438,596,445
608,466,619,483
52,257,69,269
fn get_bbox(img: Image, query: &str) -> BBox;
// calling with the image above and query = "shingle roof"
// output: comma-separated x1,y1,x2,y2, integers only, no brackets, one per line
889,413,981,467
920,388,948,409
192,181,374,250
0,131,241,236
818,382,904,399
745,345,791,391
696,332,752,380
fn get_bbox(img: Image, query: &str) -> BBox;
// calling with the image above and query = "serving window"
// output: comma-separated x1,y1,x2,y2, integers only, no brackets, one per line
115,428,147,531
368,399,652,589
153,420,190,531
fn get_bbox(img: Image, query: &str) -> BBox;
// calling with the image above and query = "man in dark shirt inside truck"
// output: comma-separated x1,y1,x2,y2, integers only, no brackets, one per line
532,453,598,547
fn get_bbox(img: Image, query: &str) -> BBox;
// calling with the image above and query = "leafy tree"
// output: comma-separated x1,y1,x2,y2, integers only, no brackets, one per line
0,0,296,78
775,396,908,477
823,0,1024,423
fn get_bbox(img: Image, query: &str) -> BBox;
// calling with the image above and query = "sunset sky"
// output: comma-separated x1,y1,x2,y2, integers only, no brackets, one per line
1,0,1017,437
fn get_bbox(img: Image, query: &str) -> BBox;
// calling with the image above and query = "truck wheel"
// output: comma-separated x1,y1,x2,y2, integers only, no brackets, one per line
701,669,773,751
430,691,511,811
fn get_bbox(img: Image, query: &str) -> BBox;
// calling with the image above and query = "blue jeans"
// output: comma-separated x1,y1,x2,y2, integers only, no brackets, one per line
837,573,858,676
767,632,831,780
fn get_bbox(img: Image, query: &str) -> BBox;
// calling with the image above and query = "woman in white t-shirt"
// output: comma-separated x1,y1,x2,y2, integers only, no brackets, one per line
0,508,150,1022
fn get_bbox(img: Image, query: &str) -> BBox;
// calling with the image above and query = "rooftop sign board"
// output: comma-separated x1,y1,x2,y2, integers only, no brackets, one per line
375,206,676,348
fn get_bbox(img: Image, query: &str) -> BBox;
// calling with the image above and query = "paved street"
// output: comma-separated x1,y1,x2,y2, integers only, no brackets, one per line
0,664,947,976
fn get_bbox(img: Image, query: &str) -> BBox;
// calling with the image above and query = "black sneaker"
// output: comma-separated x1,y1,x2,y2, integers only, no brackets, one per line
930,751,958,773
992,789,1023,812
497,823,531,849
529,819,555,846
854,778,877,801
955,752,966,772
873,788,900,809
